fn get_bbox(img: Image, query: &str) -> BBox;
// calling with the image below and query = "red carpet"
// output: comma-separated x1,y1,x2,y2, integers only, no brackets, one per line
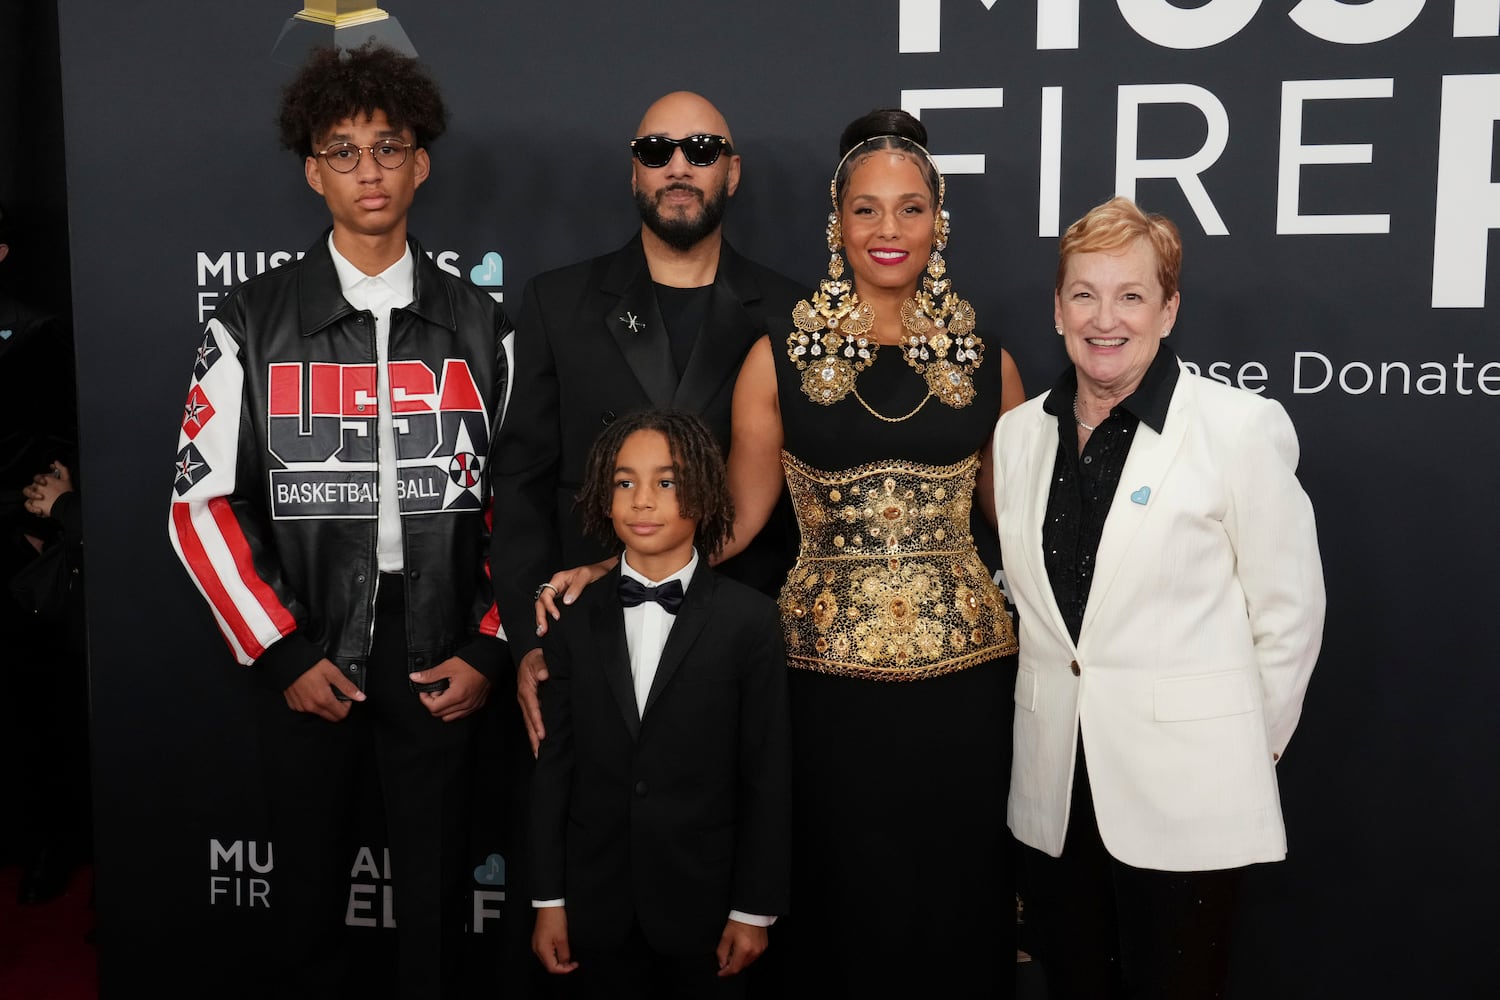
0,863,97,1000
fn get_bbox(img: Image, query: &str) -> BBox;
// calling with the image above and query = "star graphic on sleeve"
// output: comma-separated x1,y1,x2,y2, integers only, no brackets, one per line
181,385,216,440
172,444,211,496
193,330,221,379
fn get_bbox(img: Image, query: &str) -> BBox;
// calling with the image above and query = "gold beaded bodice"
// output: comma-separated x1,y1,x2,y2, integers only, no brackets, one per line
778,449,1018,681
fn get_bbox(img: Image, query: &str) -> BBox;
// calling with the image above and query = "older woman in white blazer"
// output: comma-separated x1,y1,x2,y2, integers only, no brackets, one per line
993,196,1325,999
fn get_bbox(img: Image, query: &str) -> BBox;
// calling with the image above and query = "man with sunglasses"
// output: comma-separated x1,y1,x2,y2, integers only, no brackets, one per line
167,42,510,999
492,91,803,758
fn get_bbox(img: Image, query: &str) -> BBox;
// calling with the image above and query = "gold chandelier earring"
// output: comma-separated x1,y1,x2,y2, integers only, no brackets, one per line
787,199,877,405
899,197,984,409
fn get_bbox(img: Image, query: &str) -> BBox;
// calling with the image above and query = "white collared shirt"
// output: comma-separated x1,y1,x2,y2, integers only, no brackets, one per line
619,549,698,717
328,237,414,573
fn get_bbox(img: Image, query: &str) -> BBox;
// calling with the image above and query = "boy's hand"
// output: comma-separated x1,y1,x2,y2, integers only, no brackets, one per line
410,656,489,722
531,906,578,974
715,918,768,977
284,659,364,721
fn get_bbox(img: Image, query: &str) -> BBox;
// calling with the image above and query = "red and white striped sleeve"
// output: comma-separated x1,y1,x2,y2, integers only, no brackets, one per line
167,319,299,666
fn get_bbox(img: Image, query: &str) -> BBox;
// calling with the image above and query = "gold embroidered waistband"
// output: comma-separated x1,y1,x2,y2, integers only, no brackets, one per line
780,450,980,558
778,450,1018,681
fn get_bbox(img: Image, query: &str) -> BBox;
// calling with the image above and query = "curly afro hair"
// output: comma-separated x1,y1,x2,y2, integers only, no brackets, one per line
575,409,736,561
277,40,447,156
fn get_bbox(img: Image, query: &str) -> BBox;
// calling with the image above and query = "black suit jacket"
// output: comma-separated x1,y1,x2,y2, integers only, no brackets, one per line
492,235,805,659
528,565,792,956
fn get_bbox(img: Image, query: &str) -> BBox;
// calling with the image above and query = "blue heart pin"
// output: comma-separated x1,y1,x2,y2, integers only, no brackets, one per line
0,329,12,340
1130,486,1150,505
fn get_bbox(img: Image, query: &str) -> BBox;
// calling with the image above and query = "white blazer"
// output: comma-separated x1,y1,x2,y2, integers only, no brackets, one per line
994,369,1325,872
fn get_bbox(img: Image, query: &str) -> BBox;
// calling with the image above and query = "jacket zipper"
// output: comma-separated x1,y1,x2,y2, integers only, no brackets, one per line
362,306,380,680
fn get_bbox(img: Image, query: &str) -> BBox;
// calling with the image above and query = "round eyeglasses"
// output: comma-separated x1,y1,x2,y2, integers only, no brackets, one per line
315,139,415,173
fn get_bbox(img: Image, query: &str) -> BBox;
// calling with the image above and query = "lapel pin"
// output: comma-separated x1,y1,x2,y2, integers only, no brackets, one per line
620,311,645,333
1130,486,1151,505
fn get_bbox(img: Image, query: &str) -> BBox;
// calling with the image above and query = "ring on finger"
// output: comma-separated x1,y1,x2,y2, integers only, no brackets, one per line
533,582,559,600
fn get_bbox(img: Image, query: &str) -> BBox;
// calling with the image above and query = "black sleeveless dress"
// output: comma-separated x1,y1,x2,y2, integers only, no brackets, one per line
768,330,1019,998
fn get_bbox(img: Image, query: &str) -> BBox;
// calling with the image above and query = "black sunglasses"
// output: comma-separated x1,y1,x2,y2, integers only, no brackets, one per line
629,134,734,168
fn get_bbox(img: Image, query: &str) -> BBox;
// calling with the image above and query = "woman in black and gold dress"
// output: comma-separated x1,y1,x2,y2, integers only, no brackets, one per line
722,109,1026,996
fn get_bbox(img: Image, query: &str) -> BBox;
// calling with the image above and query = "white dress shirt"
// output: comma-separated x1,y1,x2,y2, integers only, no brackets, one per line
534,550,773,927
619,550,697,716
328,237,414,573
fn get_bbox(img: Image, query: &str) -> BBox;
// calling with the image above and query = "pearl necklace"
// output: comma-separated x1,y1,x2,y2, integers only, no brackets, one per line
1072,393,1098,432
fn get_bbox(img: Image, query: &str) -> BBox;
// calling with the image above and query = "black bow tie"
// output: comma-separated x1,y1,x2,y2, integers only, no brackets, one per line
618,576,685,615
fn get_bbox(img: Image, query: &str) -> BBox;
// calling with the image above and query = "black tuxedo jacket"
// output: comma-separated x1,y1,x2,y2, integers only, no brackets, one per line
528,565,792,957
492,235,805,659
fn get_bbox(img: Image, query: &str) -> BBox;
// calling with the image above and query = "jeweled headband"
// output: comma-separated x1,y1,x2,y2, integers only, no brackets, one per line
829,133,946,212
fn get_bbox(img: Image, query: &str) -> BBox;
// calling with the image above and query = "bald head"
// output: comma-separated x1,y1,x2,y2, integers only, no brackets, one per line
630,91,741,255
636,91,733,146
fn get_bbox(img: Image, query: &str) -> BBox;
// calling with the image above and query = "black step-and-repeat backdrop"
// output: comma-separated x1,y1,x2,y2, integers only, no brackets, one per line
57,1,1497,995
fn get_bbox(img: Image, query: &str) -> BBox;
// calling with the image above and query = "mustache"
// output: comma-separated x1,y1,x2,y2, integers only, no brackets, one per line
656,182,704,202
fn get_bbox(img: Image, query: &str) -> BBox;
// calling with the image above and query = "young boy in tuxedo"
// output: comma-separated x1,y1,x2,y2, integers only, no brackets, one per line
528,408,791,998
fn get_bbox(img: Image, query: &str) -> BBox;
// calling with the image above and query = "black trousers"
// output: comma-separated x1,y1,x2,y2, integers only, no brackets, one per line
252,575,478,1000
554,920,746,1000
1020,741,1244,1000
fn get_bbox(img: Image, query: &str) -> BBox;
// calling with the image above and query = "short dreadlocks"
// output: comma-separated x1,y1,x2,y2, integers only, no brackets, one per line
576,409,736,561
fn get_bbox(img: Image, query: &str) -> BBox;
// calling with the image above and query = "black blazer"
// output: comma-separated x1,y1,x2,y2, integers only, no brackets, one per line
527,565,792,957
492,235,805,659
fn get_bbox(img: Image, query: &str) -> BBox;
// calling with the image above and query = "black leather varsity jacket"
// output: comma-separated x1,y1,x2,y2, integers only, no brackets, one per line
168,233,511,691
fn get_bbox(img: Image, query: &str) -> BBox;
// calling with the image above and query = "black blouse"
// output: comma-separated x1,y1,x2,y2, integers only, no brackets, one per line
1040,343,1179,644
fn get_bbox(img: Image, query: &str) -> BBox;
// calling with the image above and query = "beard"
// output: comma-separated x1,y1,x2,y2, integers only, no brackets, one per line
634,177,731,251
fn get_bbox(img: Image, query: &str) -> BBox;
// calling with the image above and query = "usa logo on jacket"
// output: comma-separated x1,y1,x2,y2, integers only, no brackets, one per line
265,357,490,520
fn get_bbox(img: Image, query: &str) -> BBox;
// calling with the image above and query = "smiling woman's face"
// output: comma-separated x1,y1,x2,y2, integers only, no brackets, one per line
1055,237,1179,400
839,151,935,300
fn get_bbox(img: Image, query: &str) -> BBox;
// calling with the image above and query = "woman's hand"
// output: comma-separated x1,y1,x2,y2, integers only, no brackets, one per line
519,557,617,755
22,461,74,518
533,557,618,636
